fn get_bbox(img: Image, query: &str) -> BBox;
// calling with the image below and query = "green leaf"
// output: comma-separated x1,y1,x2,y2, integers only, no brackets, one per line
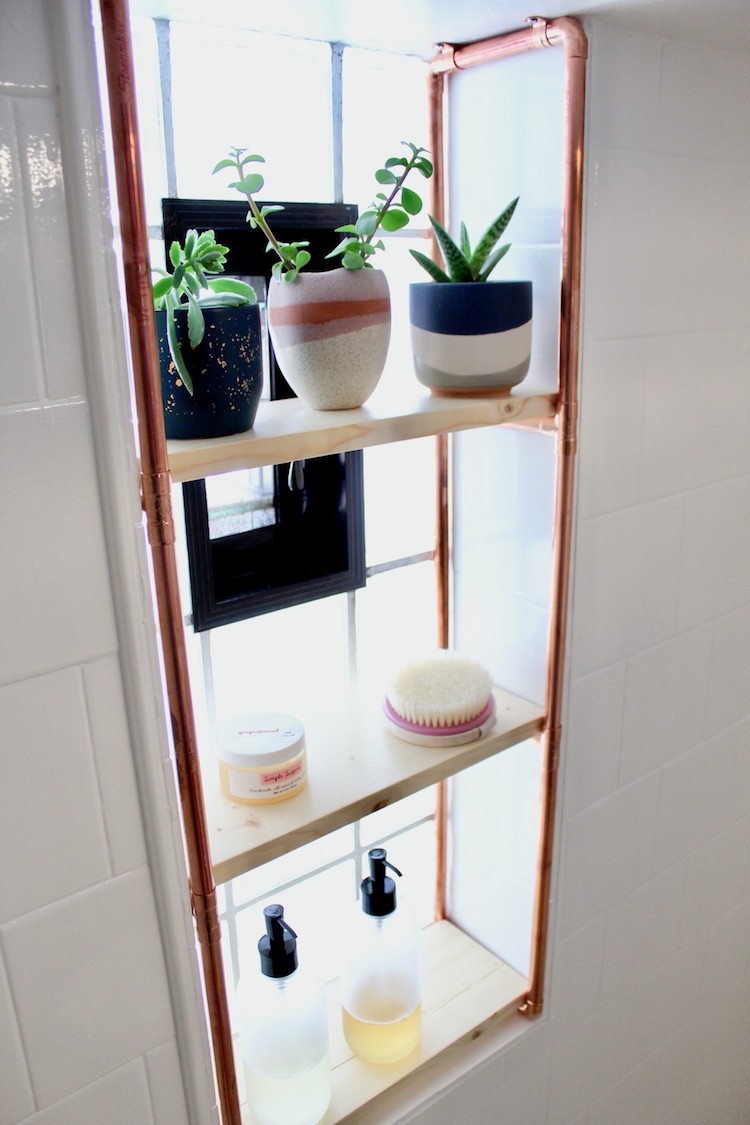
400,187,422,216
381,208,410,232
295,249,311,270
239,152,265,167
460,222,471,259
211,158,237,173
184,230,196,258
184,273,201,297
476,243,510,281
166,312,193,395
342,250,364,270
172,263,186,289
356,211,379,236
429,215,473,281
410,249,451,282
469,197,519,274
283,268,298,283
271,261,284,282
169,241,181,268
384,157,408,169
208,277,256,303
260,205,284,218
152,276,173,301
416,158,434,177
375,168,398,184
335,224,359,234
186,293,204,349
237,172,264,195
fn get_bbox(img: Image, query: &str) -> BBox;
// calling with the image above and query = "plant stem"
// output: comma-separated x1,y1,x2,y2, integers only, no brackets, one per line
363,155,419,247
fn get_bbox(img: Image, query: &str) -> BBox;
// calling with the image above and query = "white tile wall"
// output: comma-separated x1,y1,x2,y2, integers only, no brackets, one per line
0,3,194,1123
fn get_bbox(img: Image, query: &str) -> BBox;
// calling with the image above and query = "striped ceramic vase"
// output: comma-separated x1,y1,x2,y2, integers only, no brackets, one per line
267,268,391,410
409,280,532,395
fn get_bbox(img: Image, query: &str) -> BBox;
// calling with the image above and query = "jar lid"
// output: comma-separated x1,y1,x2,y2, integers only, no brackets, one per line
216,711,306,769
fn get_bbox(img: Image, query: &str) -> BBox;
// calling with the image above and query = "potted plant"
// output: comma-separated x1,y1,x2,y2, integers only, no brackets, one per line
408,198,532,396
153,229,263,439
213,143,432,410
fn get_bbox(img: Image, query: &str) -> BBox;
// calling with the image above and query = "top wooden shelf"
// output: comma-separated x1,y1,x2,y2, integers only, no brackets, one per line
167,386,557,482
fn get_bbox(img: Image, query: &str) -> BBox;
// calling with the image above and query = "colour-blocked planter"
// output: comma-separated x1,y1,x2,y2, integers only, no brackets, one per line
409,280,532,396
156,304,263,440
267,268,391,410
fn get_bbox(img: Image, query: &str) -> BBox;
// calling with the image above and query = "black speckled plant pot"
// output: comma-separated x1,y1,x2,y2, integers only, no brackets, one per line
156,304,263,439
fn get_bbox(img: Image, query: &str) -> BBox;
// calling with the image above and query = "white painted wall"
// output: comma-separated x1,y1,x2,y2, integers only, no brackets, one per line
0,3,215,1122
2,5,750,1125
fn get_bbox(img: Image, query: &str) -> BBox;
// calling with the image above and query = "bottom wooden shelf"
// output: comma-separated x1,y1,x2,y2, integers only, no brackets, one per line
236,920,528,1124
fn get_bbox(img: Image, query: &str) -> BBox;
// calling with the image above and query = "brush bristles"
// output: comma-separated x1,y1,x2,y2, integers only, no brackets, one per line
387,652,492,729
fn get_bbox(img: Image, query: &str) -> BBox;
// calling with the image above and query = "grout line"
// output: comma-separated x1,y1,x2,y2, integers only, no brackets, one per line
79,662,116,877
0,942,38,1112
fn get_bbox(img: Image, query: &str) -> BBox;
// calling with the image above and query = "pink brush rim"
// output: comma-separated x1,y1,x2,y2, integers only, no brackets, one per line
383,693,495,736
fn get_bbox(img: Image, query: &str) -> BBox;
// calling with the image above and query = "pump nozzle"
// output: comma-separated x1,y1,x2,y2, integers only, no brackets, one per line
258,904,298,978
361,848,402,917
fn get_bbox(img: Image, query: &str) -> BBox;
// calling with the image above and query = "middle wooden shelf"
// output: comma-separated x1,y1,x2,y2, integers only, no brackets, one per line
202,686,545,885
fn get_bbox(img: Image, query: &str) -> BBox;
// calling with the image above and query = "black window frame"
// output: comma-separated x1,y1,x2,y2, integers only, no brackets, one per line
162,198,366,632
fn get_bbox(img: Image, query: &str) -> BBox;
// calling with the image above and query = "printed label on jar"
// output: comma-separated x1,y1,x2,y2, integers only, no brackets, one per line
227,758,306,800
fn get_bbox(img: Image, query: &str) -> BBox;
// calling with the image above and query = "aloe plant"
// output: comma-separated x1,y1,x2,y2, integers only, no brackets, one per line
410,197,519,283
213,141,433,281
152,229,256,395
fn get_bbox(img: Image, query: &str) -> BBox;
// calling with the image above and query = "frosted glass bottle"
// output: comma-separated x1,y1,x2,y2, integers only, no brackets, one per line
236,905,331,1125
340,848,421,1064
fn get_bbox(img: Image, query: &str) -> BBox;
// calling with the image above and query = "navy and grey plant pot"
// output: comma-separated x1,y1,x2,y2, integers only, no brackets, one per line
156,304,263,440
409,280,532,395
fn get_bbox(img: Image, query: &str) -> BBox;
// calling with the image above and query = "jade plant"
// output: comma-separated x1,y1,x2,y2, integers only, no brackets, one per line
152,229,256,395
213,142,433,282
410,196,519,283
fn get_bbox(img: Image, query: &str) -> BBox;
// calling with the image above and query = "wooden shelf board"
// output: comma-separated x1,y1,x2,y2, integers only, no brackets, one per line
204,687,544,885
236,919,528,1124
168,386,557,482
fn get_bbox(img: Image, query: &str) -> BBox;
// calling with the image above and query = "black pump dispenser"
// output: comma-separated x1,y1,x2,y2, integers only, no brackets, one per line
258,904,298,978
361,848,402,917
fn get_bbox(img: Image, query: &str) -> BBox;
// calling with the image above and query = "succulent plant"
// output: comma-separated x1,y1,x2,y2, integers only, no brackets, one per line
410,197,519,283
152,229,256,394
213,141,433,282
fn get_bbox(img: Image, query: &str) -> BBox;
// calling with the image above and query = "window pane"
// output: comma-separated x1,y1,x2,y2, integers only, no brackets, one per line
205,469,276,539
169,25,332,202
360,788,435,847
342,49,429,212
130,16,168,229
364,438,435,567
230,826,354,908
355,561,438,689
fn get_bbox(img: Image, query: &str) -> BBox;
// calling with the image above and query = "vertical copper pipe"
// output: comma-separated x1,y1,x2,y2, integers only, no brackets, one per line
429,63,450,921
97,3,240,1120
427,18,587,1014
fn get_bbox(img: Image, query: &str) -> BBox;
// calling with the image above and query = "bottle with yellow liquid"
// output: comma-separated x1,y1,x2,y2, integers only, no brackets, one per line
341,848,421,1064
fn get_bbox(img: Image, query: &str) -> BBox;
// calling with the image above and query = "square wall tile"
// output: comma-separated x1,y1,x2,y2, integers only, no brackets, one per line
576,337,647,520
0,951,34,1125
677,476,750,631
548,916,605,1023
628,935,708,1067
571,497,683,677
563,662,626,816
1,868,175,1107
145,1040,189,1125
618,624,713,786
598,862,688,1009
0,1,55,89
82,658,148,875
658,42,750,162
557,773,660,936
586,21,663,152
18,1060,153,1125
681,816,750,938
0,403,118,684
637,332,743,502
704,604,750,734
547,993,636,1122
0,667,111,924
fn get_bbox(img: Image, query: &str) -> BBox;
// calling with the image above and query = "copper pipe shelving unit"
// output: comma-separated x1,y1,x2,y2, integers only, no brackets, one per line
97,3,585,1119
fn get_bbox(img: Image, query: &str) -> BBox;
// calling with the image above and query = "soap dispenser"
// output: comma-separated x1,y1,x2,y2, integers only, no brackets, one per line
340,848,421,1064
236,905,331,1125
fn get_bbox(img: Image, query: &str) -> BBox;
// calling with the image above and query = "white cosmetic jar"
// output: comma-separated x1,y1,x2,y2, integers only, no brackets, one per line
216,711,307,805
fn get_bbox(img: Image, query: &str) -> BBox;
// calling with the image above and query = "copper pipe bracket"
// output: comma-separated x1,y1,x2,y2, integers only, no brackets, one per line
141,470,176,546
560,399,579,457
525,16,552,48
518,995,544,1018
192,886,223,947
